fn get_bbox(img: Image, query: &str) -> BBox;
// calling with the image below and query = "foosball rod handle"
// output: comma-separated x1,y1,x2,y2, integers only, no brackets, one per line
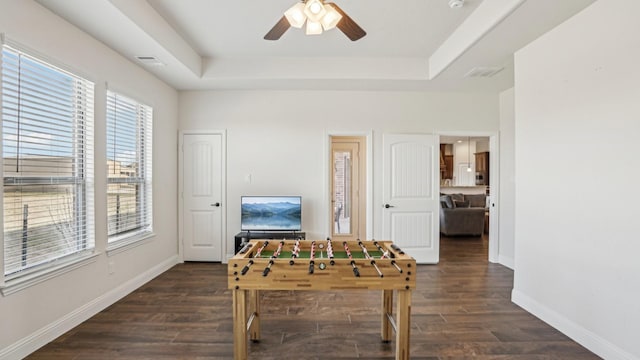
391,244,405,255
241,260,254,275
309,261,314,274
238,242,253,254
350,261,360,277
262,267,271,277
262,261,274,277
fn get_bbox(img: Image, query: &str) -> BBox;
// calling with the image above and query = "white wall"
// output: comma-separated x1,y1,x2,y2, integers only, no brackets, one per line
498,88,515,268
178,90,500,257
476,140,490,153
512,0,640,359
0,1,179,358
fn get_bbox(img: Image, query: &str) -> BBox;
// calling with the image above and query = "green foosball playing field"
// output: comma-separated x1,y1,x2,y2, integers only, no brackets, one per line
258,250,383,259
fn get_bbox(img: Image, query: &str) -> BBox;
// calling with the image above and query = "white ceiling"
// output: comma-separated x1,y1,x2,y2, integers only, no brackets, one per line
35,0,595,92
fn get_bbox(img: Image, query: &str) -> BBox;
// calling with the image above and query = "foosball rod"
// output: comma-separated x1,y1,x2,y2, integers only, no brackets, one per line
373,241,402,273
289,239,301,265
241,240,270,275
373,241,394,259
358,241,383,277
326,237,335,265
390,260,403,273
309,241,316,274
262,241,284,277
342,241,360,277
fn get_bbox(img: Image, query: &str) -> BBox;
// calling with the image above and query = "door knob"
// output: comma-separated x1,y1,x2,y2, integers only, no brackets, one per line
211,202,221,207
384,204,394,209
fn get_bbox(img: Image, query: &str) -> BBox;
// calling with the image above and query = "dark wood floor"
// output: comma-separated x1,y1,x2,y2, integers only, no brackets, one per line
28,235,600,359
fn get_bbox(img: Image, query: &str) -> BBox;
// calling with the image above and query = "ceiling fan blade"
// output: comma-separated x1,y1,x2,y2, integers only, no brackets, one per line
326,2,366,41
264,16,291,40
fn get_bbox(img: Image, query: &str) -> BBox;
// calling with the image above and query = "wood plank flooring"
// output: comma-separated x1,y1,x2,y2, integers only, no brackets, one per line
28,235,601,359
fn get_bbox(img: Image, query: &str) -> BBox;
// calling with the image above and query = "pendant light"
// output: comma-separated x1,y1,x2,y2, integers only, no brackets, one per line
466,136,472,172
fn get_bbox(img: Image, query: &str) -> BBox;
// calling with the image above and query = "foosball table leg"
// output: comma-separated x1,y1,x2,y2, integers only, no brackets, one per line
381,290,393,342
396,289,412,360
248,290,261,342
233,289,248,360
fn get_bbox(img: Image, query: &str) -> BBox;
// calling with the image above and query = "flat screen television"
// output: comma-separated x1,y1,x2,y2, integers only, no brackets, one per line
241,196,302,231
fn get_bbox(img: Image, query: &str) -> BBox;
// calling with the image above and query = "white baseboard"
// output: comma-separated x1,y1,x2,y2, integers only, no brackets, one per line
498,254,514,269
0,255,179,360
512,289,638,360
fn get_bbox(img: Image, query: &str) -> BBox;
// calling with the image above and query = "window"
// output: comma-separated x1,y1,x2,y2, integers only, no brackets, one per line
2,44,94,277
106,91,152,243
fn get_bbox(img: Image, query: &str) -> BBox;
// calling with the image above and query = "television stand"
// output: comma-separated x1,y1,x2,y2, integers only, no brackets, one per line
234,231,305,253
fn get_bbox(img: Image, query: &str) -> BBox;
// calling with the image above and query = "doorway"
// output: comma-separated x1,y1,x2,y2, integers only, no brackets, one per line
438,133,499,263
330,136,366,240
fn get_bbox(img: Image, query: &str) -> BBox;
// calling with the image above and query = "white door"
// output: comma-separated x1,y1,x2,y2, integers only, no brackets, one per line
382,134,439,264
181,133,225,261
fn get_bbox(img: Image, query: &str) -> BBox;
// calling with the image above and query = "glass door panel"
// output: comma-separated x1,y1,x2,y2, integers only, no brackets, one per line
333,149,352,235
330,136,364,240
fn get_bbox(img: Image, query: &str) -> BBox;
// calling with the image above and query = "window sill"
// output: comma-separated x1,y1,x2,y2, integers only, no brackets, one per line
1,251,100,297
107,232,155,257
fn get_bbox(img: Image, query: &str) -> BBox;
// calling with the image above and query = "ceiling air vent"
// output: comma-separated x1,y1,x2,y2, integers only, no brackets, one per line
464,66,504,78
135,56,165,67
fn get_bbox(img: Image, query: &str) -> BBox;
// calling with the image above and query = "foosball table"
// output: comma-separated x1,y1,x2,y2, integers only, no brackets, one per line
228,238,416,360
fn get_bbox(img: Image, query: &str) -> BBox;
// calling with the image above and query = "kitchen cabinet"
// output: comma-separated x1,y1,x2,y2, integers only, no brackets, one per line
474,152,489,185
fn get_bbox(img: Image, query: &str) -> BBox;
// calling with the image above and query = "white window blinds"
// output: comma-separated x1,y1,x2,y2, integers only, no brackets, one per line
106,91,152,242
2,44,95,276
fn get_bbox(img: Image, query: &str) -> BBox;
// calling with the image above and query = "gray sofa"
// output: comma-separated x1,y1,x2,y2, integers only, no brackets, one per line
439,194,486,236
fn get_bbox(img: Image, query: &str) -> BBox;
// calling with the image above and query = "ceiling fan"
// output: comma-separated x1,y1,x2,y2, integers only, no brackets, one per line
264,0,366,41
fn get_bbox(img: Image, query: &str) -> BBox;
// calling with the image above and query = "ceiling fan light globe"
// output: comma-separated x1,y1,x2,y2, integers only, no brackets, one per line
321,4,342,30
304,0,327,22
306,19,323,35
285,2,307,28
309,2,322,13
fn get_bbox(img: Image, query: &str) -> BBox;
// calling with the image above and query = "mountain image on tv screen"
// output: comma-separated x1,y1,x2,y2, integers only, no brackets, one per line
241,196,301,231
